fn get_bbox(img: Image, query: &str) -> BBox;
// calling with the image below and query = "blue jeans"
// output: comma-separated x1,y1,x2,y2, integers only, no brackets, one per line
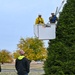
24,73,28,75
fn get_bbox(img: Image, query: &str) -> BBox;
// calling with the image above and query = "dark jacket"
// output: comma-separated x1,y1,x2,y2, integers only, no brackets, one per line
49,15,58,23
15,56,30,75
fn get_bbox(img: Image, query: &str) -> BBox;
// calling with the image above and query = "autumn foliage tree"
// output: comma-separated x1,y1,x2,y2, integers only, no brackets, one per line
13,37,47,61
44,0,75,75
0,50,13,64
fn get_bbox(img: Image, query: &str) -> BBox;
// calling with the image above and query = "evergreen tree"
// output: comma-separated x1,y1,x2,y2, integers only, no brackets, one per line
44,0,75,75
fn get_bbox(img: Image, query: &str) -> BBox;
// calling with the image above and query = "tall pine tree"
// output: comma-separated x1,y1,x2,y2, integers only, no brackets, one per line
44,0,75,75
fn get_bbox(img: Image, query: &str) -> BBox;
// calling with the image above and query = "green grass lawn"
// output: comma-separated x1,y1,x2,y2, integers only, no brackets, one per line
0,62,44,75
0,72,44,75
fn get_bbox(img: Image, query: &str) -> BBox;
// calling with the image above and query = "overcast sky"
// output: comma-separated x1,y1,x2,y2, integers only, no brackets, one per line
0,0,65,52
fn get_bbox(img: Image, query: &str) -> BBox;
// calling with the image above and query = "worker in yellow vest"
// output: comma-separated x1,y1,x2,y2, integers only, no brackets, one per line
35,14,45,25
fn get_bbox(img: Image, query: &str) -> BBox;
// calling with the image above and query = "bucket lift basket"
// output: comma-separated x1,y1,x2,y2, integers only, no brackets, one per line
34,24,56,40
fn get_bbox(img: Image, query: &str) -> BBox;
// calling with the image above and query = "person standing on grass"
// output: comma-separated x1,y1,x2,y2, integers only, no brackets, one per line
15,50,30,75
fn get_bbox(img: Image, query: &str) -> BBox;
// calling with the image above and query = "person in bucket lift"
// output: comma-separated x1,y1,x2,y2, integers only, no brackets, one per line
35,14,45,25
49,13,58,23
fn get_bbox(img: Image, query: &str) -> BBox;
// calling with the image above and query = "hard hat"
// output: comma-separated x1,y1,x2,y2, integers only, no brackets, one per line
51,13,54,14
38,13,42,16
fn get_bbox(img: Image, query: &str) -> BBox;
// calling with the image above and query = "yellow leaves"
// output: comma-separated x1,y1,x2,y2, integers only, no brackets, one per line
13,37,47,61
0,50,13,63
